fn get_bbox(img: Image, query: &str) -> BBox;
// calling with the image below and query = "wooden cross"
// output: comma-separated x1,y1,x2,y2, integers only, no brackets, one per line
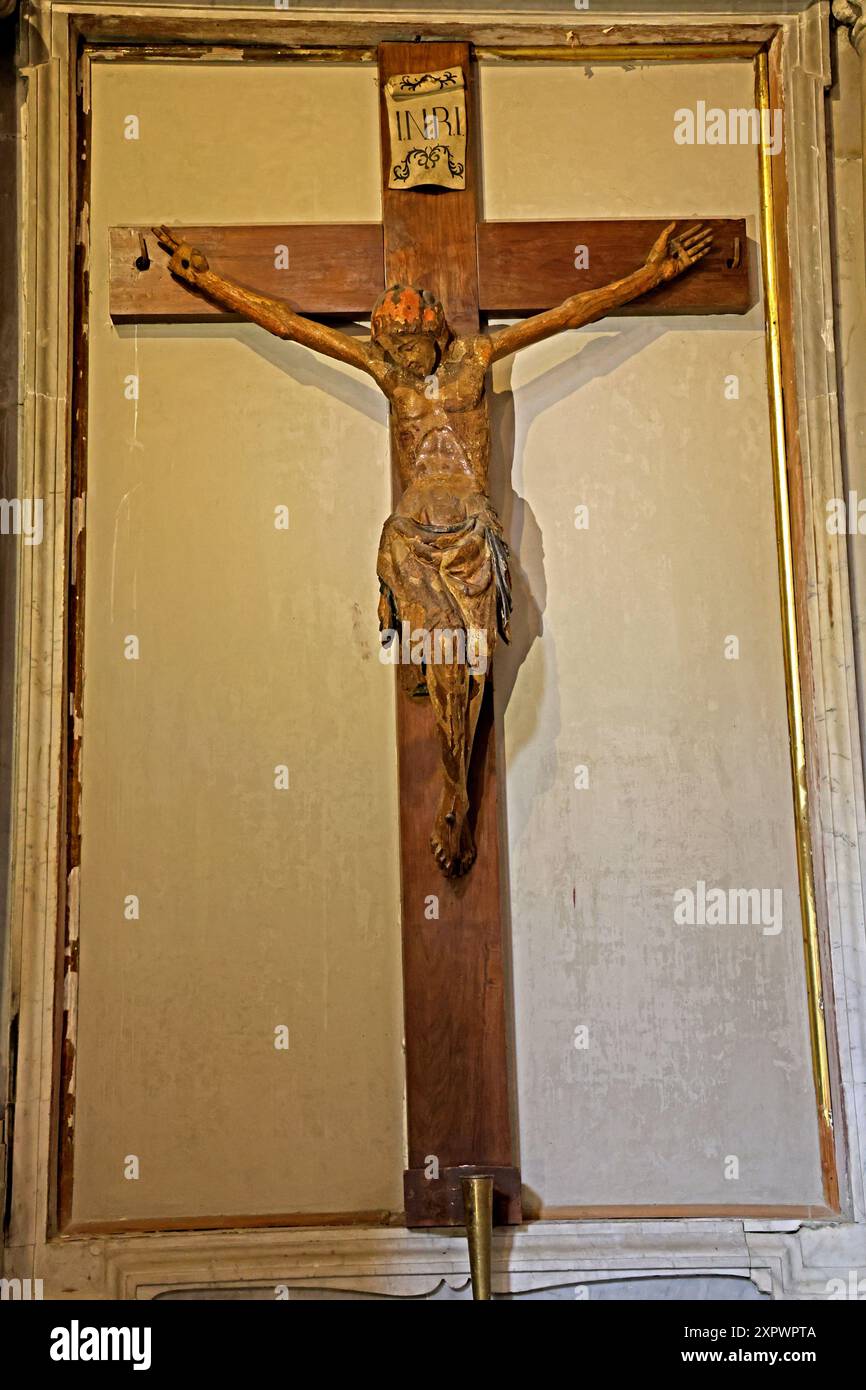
108,41,750,1234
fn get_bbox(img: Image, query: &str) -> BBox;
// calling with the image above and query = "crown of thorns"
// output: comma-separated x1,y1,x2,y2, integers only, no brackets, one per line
371,285,449,348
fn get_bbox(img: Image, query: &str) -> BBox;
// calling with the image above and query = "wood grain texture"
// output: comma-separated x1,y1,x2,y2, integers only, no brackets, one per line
478,218,752,316
75,17,781,51
65,1210,398,1236
378,43,519,1225
395,686,515,1173
379,42,480,336
109,223,383,321
110,218,751,322
404,1163,521,1227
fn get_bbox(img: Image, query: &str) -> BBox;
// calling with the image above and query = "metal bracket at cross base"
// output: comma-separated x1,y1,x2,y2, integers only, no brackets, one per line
404,1163,522,1301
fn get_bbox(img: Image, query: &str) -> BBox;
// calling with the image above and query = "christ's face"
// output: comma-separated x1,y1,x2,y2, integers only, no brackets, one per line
378,331,437,380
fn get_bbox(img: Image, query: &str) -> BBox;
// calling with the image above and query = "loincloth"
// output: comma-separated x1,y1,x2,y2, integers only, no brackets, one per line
377,495,511,692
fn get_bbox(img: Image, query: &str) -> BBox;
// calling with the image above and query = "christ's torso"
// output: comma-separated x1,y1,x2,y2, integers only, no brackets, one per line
377,335,491,505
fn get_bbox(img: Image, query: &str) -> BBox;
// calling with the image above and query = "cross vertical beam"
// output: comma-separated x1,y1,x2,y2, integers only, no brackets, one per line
378,41,521,1228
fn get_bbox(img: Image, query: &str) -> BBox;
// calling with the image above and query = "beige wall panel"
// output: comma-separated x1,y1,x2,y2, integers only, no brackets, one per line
480,62,825,1206
73,62,403,1223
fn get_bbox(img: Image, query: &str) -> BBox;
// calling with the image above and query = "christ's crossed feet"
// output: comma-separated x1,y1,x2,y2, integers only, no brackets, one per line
432,789,476,877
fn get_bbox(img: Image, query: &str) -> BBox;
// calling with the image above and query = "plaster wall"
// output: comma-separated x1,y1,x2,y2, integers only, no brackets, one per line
481,59,825,1207
74,60,404,1223
70,51,827,1223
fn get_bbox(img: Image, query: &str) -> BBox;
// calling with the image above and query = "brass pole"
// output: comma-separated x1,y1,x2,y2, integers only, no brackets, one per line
462,1175,494,1300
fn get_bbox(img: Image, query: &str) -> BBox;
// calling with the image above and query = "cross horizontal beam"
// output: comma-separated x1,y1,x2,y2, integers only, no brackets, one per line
109,216,751,323
478,217,750,315
109,223,384,322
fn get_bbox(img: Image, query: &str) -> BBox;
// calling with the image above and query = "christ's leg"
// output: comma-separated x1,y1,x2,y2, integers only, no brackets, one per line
426,658,475,877
460,671,487,865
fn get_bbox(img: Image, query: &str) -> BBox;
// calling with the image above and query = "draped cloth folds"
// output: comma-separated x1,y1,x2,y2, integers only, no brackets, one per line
376,493,511,695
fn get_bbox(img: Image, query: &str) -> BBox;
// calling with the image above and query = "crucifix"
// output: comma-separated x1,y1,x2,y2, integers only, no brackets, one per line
109,41,750,1294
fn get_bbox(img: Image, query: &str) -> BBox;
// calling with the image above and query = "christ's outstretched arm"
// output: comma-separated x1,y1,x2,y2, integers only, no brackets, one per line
484,222,713,364
153,226,380,378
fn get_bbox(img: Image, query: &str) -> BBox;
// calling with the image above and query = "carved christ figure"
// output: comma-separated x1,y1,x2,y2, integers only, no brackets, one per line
154,222,712,877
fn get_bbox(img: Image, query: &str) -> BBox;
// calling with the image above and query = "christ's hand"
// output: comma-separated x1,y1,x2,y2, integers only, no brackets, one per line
151,223,378,375
153,225,210,283
645,222,714,283
487,219,717,361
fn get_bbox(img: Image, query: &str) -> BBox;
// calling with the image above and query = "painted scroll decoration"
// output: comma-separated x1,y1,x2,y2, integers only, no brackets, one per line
385,66,466,190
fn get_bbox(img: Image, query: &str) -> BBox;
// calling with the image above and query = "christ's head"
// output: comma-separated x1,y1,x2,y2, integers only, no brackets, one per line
371,284,450,377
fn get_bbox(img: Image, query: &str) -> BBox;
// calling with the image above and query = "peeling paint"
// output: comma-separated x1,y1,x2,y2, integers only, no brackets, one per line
70,494,84,587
